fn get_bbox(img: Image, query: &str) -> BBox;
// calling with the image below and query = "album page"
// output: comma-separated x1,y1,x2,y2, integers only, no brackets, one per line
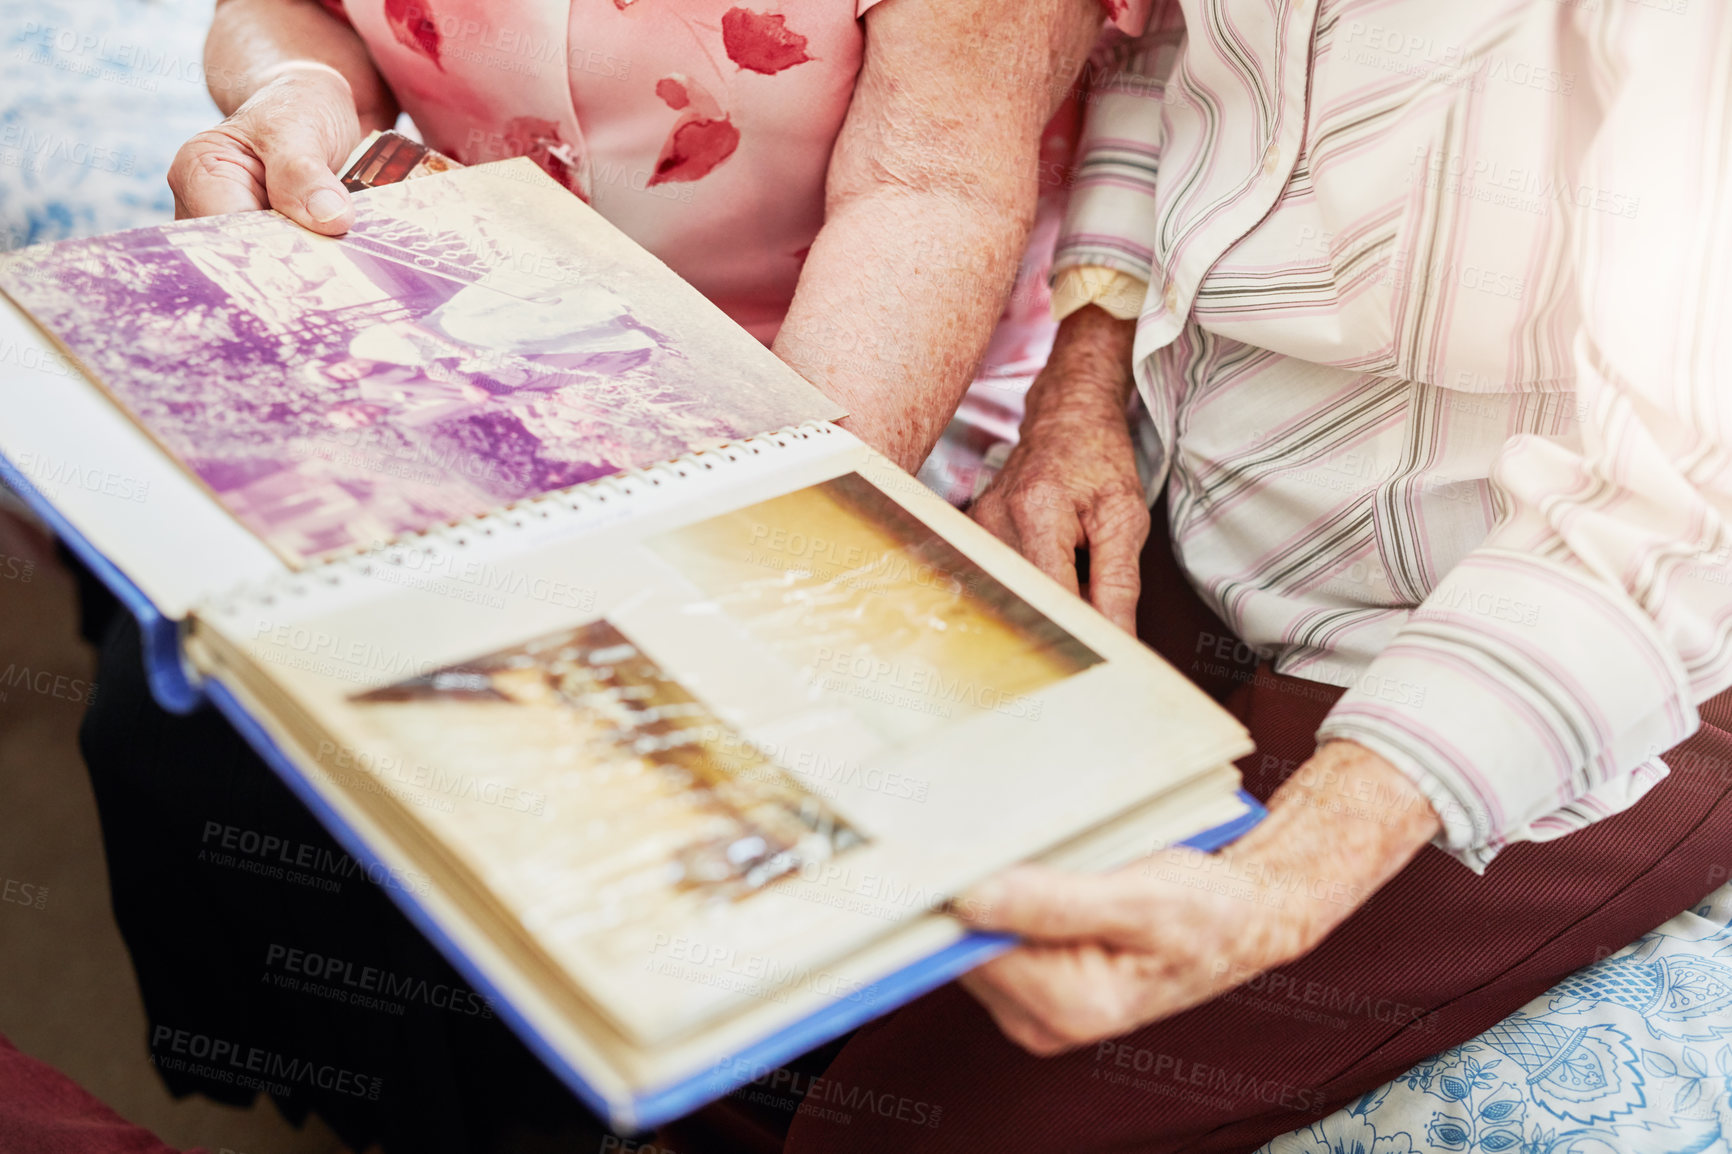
0,159,842,569
191,428,1252,1047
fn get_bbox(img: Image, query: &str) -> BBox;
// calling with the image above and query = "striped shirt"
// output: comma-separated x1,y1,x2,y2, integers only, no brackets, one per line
1054,0,1732,870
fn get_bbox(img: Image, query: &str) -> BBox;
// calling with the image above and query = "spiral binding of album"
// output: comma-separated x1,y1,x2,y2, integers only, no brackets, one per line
202,419,846,622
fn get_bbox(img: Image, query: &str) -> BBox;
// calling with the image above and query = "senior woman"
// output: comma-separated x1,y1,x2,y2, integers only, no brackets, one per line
168,0,1116,469
79,1,1132,1152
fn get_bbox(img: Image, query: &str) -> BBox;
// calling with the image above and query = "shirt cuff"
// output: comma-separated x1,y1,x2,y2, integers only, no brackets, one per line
1315,548,1697,873
1051,266,1148,322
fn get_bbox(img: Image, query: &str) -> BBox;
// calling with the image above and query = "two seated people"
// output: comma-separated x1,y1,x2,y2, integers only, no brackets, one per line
90,0,1732,1150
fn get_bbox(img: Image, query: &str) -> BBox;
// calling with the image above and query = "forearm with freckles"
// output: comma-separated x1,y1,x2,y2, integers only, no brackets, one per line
771,0,1102,474
1236,740,1443,961
208,0,396,128
1022,305,1137,427
774,188,1030,473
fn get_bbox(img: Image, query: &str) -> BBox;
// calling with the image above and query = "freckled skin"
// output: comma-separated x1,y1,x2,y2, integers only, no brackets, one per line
772,0,1104,473
958,739,1440,1055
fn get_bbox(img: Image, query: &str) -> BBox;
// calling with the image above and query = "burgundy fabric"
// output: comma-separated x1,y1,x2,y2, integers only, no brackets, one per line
759,515,1732,1154
0,1034,194,1154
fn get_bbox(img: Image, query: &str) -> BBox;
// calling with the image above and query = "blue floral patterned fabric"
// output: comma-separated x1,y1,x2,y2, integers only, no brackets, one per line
0,0,216,250
1263,883,1732,1154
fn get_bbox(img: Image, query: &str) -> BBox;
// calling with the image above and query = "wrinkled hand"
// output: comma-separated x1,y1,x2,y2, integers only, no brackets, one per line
167,63,362,233
971,306,1147,632
955,740,1441,1055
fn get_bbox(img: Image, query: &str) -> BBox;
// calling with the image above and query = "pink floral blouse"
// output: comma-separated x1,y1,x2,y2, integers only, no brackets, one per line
327,0,1146,360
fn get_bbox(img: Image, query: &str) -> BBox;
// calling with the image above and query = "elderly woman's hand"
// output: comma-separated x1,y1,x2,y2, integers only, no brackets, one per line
954,740,1442,1054
168,62,362,233
971,305,1148,632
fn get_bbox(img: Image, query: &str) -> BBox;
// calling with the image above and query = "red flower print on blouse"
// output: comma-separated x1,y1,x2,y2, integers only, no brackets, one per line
651,73,741,185
720,8,812,74
654,77,691,110
497,117,587,196
652,119,741,184
384,0,442,67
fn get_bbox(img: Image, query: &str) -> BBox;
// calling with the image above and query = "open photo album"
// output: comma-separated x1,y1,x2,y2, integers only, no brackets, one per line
0,141,1257,1129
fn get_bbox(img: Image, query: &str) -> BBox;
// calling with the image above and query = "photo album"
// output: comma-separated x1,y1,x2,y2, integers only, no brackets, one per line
0,134,1257,1129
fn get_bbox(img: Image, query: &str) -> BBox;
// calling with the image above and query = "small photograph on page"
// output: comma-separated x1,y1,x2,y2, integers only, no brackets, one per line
347,619,866,943
340,131,458,191
648,472,1101,744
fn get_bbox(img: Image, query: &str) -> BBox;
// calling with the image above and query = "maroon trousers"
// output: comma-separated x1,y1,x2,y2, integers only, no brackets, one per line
671,518,1732,1154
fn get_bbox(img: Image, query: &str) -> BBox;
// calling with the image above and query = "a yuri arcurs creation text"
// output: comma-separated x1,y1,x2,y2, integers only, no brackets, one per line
0,161,841,565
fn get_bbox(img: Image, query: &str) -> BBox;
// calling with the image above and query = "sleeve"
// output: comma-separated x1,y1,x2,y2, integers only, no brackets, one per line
1051,266,1148,321
1051,0,1183,284
1316,4,1732,873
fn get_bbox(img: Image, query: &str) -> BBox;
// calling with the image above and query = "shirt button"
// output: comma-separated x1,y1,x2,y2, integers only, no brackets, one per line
1162,280,1179,311
1262,144,1281,175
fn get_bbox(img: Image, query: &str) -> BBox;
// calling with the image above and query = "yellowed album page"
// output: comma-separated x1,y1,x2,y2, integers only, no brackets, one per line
193,428,1251,1047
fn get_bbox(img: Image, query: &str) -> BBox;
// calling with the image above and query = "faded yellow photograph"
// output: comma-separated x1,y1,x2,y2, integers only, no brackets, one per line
649,473,1100,743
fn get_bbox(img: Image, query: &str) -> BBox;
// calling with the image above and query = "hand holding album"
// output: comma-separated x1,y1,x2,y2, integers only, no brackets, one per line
0,145,1254,1128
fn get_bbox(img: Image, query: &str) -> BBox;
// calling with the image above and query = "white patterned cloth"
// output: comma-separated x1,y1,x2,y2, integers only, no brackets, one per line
1260,880,1732,1154
1055,0,1732,872
0,0,217,250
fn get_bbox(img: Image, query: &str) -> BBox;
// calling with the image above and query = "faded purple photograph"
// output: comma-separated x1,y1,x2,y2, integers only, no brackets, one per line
0,164,840,565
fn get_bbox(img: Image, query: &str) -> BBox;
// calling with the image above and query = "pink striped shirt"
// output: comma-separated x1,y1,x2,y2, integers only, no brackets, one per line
1058,0,1731,869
